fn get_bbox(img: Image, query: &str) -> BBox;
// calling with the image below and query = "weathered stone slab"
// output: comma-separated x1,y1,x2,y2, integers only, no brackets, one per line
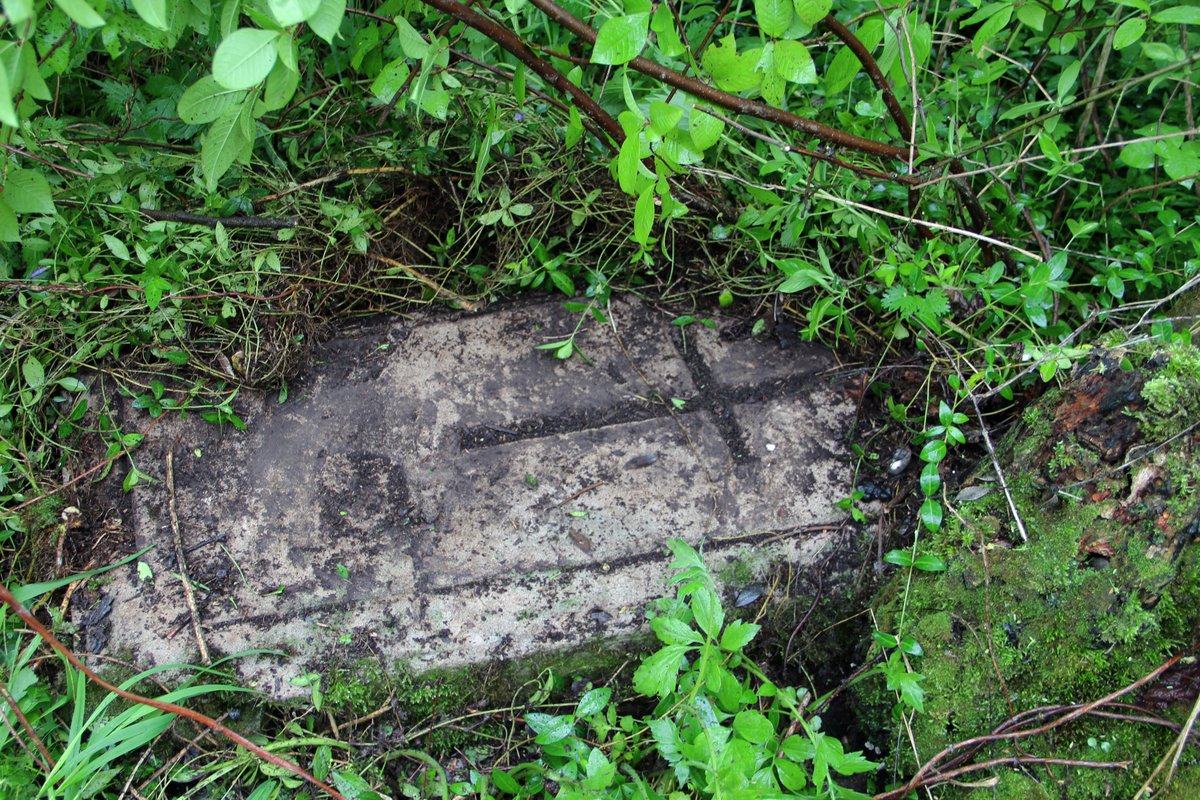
91,298,854,697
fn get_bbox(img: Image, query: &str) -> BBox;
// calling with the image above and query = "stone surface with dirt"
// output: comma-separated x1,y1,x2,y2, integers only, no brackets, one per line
85,297,856,697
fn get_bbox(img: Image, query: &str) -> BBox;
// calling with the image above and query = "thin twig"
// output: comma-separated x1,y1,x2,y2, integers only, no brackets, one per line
0,679,54,772
365,252,481,312
0,586,347,799
166,450,210,664
139,209,298,229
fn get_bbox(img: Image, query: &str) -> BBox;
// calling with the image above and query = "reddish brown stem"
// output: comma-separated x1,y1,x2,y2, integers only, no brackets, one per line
524,0,907,160
419,0,624,146
821,14,912,141
0,585,347,800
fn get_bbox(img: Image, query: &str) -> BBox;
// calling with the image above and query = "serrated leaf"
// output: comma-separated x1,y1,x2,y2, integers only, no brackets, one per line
702,35,762,92
201,102,250,191
691,586,724,639
308,0,346,42
131,0,168,30
719,619,760,652
143,274,172,310
3,169,54,214
55,0,105,27
733,710,774,744
592,13,649,65
773,39,816,83
178,76,245,124
267,0,321,27
754,0,792,37
633,644,689,697
689,106,724,150
651,616,701,646
213,28,280,90
651,4,684,57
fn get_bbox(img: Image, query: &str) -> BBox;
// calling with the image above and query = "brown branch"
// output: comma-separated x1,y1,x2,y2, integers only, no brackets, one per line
0,679,54,772
0,585,347,800
139,209,298,229
166,450,210,664
872,653,1185,800
822,14,912,141
524,0,907,160
419,0,624,146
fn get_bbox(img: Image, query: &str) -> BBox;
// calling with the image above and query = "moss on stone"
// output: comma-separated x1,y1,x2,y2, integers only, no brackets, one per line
856,344,1200,798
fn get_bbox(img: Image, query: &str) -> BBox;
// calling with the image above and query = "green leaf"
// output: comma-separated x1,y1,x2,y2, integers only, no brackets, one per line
213,28,281,90
733,710,775,744
650,4,684,57
308,0,346,42
3,169,54,214
689,105,724,150
143,274,172,310
575,687,611,717
919,498,942,531
525,712,575,744
773,40,816,84
267,0,321,26
565,106,583,147
919,438,946,463
633,644,689,697
883,652,925,712
691,586,724,639
1113,17,1146,49
1153,6,1200,24
702,35,761,93
394,14,429,59
1016,2,1045,30
792,0,830,26
824,17,882,94
371,56,410,103
649,100,683,135
883,550,912,568
972,4,1011,54
3,0,33,24
913,553,946,572
651,616,702,646
201,103,250,191
919,462,940,497
262,60,300,111
179,76,246,124
0,199,17,242
491,770,520,795
22,355,45,390
103,234,130,260
633,185,655,245
0,56,17,128
754,0,793,37
719,619,760,652
131,0,168,30
1057,59,1081,103
54,0,105,28
592,13,650,65
617,132,642,194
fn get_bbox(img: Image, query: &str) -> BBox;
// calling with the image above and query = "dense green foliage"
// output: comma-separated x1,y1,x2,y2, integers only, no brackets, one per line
2,0,1199,796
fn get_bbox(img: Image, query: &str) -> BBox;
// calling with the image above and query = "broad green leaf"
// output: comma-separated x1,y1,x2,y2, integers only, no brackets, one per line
719,619,760,652
201,103,250,190
760,68,786,106
633,184,655,244
649,100,683,135
267,0,321,26
919,462,940,496
651,4,684,57
1165,141,1200,181
371,56,410,103
972,4,1011,54
1113,17,1146,50
773,39,816,83
633,644,689,697
3,169,54,214
308,0,346,42
733,710,774,744
55,0,105,28
262,60,300,111
793,0,830,26
0,199,17,241
651,615,702,646
1016,2,1045,30
883,550,912,568
1057,59,1081,102
754,0,792,37
3,0,33,24
22,355,45,389
213,28,280,89
394,14,429,59
617,132,642,194
913,554,946,572
689,105,724,150
883,652,925,713
592,13,650,65
143,274,172,310
691,586,724,638
0,49,17,127
1153,6,1200,24
919,498,942,531
525,713,574,744
178,76,245,124
575,687,612,717
131,0,168,30
19,42,52,102
702,35,761,92
103,234,130,260
565,106,583,147
920,438,946,463
276,33,298,71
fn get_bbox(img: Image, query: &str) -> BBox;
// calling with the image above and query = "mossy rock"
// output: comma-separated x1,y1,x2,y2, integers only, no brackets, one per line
858,343,1200,798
